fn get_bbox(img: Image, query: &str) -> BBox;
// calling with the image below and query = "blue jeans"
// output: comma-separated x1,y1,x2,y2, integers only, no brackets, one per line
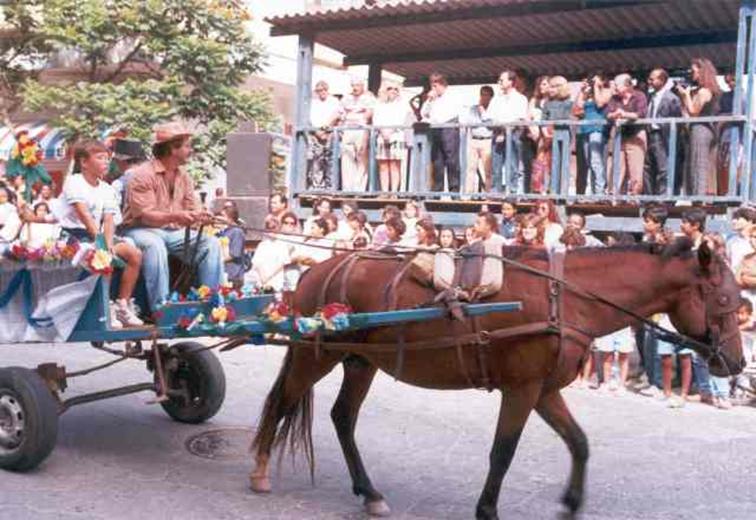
491,130,524,193
576,131,606,195
692,353,712,396
551,128,571,194
710,376,730,399
124,227,223,311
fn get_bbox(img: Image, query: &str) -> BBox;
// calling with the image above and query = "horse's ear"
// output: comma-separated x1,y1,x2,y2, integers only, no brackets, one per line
698,240,712,274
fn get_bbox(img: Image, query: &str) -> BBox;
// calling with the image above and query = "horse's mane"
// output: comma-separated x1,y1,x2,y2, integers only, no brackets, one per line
501,237,696,262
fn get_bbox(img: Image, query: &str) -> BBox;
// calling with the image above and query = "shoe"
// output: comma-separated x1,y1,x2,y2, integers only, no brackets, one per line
715,398,733,410
668,396,686,408
639,386,662,398
115,299,144,328
109,301,123,330
700,393,715,406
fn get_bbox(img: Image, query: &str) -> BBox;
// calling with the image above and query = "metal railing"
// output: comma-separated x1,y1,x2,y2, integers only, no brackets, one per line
290,114,754,204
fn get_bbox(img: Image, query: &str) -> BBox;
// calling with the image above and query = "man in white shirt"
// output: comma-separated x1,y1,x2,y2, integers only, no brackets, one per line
727,207,756,273
308,81,342,190
488,69,529,193
340,77,375,192
420,72,461,193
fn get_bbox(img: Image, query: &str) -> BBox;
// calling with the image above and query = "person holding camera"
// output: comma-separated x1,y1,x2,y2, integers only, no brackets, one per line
573,74,612,195
675,58,721,195
644,68,682,195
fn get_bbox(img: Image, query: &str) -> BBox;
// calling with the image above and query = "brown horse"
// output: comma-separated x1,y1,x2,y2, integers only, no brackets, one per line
250,241,744,519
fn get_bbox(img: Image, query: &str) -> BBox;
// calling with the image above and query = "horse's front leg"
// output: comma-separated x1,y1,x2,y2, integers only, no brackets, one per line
475,380,543,520
535,389,589,515
330,355,390,517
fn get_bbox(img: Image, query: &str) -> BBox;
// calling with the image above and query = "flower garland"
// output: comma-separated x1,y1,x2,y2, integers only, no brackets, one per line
259,301,353,336
10,131,43,168
4,239,80,264
165,283,261,305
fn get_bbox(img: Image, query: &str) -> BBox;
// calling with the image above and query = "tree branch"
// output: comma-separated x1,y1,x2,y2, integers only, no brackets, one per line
103,38,143,83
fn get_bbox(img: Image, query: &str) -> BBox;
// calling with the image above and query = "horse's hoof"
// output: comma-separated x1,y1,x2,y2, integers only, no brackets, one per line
561,489,582,514
365,499,392,517
249,474,272,494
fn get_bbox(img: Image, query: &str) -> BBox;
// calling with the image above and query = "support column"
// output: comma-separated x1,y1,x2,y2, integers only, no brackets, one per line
293,33,314,194
742,2,756,199
368,63,382,95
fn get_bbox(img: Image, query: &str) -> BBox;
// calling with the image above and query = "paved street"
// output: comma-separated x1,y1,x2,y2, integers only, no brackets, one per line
2,341,756,520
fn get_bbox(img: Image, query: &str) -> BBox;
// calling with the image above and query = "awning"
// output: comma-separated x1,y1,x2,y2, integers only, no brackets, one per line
266,0,742,85
0,123,120,162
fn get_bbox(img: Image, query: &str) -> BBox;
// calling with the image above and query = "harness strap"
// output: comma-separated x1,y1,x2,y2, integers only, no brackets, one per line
318,252,358,308
471,315,494,391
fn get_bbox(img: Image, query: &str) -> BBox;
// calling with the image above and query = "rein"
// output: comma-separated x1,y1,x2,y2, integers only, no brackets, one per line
244,225,732,372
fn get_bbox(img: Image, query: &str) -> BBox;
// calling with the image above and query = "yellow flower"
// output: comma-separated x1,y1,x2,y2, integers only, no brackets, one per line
91,250,112,271
211,306,228,323
197,285,212,300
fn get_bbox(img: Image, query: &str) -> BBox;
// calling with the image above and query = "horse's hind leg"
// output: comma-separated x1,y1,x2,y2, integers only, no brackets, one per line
476,381,543,520
250,347,342,493
535,390,589,515
330,355,390,517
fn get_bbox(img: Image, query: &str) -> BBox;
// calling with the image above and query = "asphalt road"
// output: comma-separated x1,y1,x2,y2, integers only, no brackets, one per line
2,341,756,520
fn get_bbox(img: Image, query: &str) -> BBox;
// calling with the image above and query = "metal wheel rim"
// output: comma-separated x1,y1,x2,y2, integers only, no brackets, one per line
0,391,26,454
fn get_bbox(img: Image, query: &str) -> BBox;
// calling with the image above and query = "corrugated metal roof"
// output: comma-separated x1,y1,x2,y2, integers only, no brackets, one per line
266,0,741,84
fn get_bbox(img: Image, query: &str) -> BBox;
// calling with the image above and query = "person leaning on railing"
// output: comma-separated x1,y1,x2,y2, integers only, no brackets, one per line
675,58,721,196
606,73,648,196
573,74,612,196
308,81,343,190
373,80,412,192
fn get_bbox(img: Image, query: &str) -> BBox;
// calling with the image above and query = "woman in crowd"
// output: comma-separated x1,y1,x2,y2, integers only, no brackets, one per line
678,58,721,195
402,200,421,244
541,76,574,194
573,74,611,196
528,76,551,193
220,203,247,289
372,204,401,247
303,196,332,235
24,202,60,248
438,227,457,250
251,215,290,292
500,199,518,243
533,199,563,249
293,217,332,269
415,218,438,248
346,211,371,249
515,213,545,248
374,81,411,192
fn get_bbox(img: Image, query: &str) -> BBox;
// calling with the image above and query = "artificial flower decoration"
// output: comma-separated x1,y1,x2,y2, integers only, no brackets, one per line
196,285,213,300
320,302,353,331
6,130,52,202
294,317,321,335
263,301,291,323
210,305,236,327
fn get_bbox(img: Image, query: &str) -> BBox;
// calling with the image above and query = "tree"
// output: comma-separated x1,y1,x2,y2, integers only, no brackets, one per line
16,0,273,183
0,1,50,127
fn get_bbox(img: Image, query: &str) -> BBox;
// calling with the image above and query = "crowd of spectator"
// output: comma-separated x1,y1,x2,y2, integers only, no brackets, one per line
307,58,741,197
254,192,756,409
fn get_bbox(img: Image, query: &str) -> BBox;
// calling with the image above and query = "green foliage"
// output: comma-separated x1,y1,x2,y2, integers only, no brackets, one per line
13,0,272,184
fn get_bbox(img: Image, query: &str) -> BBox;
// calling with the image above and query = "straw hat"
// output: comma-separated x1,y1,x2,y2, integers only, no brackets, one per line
152,121,194,144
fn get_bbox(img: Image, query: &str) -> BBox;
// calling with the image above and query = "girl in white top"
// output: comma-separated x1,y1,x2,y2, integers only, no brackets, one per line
61,141,144,327
24,202,60,248
250,215,290,292
374,81,412,191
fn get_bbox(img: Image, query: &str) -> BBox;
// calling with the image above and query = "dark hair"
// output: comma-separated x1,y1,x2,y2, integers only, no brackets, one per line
33,201,50,215
280,211,299,226
651,68,669,83
385,215,406,237
324,213,338,232
224,204,241,225
567,211,586,229
382,204,401,220
480,85,494,97
73,140,109,172
429,72,448,86
347,211,368,227
606,232,636,246
341,200,358,213
560,227,586,248
269,192,288,207
739,297,753,314
313,197,332,214
263,214,280,231
152,136,189,159
682,207,707,232
642,204,669,226
416,218,437,245
733,207,756,224
311,217,329,235
477,211,499,234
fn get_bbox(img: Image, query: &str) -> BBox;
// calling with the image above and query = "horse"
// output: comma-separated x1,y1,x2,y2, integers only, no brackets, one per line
250,240,744,519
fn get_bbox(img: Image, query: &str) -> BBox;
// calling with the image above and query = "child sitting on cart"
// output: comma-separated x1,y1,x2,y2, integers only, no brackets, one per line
58,140,144,328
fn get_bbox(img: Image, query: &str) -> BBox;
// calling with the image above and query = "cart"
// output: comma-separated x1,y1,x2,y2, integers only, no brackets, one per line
0,266,521,472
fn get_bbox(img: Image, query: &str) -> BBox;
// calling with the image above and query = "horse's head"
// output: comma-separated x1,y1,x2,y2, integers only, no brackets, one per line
667,241,745,377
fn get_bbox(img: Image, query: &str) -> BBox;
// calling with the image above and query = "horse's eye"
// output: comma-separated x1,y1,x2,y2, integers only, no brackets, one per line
718,295,730,306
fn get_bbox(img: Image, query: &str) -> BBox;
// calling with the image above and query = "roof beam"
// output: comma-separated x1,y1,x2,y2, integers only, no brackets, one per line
269,0,659,37
345,30,738,66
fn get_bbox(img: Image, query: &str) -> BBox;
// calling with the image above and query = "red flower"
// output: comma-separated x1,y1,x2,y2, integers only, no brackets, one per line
321,302,352,320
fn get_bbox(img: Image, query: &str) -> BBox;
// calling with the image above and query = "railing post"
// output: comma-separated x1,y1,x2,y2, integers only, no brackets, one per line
612,125,622,196
411,122,430,193
504,126,513,194
745,11,756,200
666,121,677,197
367,127,378,192
727,125,740,196
293,34,314,194
550,126,559,194
460,126,469,195
330,129,341,190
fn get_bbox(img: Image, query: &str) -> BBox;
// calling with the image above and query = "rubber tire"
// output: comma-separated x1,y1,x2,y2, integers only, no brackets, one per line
0,367,59,472
159,342,226,424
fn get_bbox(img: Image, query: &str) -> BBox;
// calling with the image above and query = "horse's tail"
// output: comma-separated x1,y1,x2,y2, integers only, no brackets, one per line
251,347,315,482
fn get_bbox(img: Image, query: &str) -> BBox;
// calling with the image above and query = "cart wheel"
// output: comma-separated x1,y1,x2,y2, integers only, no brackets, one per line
159,342,226,424
0,367,59,472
